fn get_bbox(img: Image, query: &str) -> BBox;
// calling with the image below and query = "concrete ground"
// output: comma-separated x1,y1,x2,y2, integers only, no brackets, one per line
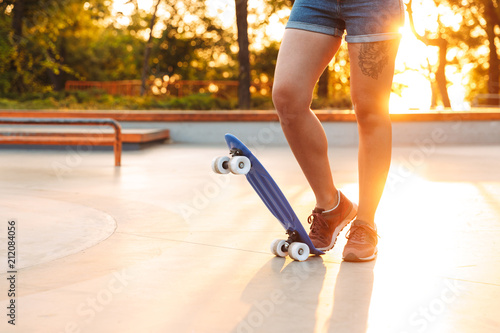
0,139,499,333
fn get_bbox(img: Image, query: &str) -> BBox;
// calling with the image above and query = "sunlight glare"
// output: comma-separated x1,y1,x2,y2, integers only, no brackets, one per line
206,0,235,29
112,0,135,16
437,4,463,31
392,71,432,112
389,93,409,114
266,13,286,41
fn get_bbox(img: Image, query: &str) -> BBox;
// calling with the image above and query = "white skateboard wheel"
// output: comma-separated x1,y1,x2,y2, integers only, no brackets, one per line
270,239,288,257
288,242,310,261
229,156,251,175
211,156,230,174
270,239,282,256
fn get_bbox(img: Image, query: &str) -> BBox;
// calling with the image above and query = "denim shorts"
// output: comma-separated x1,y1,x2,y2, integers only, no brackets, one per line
286,0,404,43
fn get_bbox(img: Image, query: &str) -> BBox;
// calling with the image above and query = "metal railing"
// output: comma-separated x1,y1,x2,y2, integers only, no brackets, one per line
0,118,122,166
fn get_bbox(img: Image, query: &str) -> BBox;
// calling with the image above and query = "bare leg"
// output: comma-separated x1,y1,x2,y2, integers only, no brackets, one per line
273,29,342,210
348,40,400,225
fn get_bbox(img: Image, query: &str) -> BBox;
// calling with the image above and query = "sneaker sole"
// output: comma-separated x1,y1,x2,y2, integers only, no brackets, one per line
343,248,378,262
316,203,358,252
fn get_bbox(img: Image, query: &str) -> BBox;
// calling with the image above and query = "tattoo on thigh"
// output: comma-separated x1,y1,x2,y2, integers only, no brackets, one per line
358,41,393,80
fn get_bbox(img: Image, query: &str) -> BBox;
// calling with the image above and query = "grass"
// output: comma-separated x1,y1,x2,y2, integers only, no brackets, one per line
0,90,277,110
0,89,353,111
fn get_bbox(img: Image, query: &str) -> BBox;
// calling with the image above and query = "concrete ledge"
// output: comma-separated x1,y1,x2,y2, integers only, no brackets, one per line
2,109,500,122
1,110,499,145
119,120,500,146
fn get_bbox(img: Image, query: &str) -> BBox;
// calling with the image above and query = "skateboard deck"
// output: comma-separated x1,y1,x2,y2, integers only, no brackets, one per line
224,133,324,257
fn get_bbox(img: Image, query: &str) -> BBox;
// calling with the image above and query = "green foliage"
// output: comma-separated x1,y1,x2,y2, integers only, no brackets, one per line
311,96,352,110
4,0,492,111
0,0,284,109
146,0,236,81
251,41,279,85
250,95,274,109
161,93,237,110
443,0,498,100
0,0,113,93
0,3,14,94
63,23,144,81
0,90,238,110
0,0,239,95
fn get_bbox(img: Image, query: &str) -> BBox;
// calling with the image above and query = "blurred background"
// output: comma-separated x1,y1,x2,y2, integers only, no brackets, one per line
0,0,497,112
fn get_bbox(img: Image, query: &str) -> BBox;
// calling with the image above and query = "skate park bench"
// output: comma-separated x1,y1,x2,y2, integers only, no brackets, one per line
0,118,123,166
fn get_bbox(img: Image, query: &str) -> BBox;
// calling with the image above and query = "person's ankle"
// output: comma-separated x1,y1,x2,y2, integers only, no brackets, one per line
353,217,375,227
316,189,340,212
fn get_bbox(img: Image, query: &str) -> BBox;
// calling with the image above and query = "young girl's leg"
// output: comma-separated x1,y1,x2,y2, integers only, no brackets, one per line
348,40,400,225
273,29,358,252
273,29,342,210
342,39,400,261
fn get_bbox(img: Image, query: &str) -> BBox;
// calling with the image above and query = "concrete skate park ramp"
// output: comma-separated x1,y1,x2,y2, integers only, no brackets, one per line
0,192,116,271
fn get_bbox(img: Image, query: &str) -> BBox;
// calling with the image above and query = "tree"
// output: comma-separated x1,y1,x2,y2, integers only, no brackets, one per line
235,0,251,109
483,0,500,97
131,0,235,92
0,0,113,93
317,69,329,99
0,0,346,106
140,0,161,96
407,0,451,107
3,0,39,92
446,0,500,104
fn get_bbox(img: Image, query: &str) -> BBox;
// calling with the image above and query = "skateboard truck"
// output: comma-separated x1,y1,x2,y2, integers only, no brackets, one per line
277,230,301,252
226,148,248,172
212,148,251,175
286,230,300,244
272,229,310,259
229,148,244,157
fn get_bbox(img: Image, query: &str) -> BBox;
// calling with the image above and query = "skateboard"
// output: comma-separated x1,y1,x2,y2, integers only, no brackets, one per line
211,133,325,261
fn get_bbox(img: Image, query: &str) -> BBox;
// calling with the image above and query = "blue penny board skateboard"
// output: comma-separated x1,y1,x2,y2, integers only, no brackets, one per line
221,133,324,259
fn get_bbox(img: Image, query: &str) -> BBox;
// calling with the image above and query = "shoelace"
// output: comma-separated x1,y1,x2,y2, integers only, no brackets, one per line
345,223,378,243
308,211,327,235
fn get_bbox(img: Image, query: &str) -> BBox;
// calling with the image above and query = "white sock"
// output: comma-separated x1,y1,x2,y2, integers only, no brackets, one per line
323,190,341,213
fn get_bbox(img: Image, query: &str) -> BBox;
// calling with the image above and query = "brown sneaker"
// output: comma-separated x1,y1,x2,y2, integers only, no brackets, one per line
307,191,358,251
342,220,379,262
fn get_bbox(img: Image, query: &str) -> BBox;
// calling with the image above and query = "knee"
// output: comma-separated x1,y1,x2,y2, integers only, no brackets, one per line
353,98,391,132
272,82,311,124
